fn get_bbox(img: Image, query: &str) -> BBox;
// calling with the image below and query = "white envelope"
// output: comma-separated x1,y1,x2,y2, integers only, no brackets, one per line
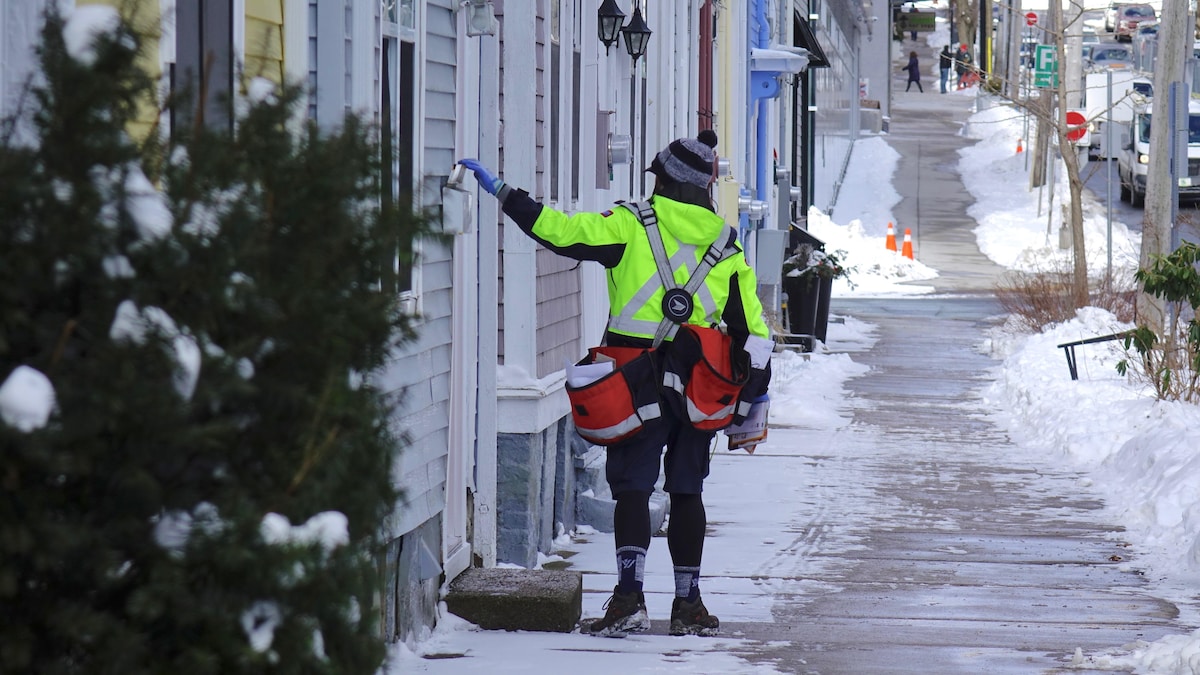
566,360,614,389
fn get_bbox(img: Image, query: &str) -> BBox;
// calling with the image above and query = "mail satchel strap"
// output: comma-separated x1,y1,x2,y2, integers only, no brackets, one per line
619,201,737,348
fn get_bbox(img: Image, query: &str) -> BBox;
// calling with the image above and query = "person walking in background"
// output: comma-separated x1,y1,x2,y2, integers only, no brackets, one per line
955,43,972,90
938,45,953,93
902,51,923,92
457,131,772,639
907,5,919,40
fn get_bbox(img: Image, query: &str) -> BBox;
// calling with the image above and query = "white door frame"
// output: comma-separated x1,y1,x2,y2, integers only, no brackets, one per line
444,226,477,580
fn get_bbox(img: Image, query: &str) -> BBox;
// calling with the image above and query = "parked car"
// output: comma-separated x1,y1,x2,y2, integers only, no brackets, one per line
1114,3,1156,41
1131,21,1159,69
1080,28,1100,63
1105,1,1121,32
1082,8,1107,32
1087,43,1134,69
1130,18,1158,47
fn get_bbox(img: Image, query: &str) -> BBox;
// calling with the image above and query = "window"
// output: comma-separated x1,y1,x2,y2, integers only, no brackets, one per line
571,3,581,201
175,0,234,132
380,11,418,298
397,0,417,29
550,2,561,202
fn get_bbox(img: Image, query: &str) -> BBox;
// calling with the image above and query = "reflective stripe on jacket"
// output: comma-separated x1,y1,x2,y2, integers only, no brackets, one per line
500,189,770,344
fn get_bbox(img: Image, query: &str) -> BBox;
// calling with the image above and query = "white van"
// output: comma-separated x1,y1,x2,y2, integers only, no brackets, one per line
1116,100,1200,206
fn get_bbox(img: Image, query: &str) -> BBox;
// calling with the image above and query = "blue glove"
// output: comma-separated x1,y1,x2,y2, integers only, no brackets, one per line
457,158,504,196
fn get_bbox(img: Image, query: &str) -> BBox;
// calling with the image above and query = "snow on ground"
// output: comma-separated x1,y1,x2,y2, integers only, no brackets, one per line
985,305,1200,673
394,96,1200,674
817,136,939,296
960,100,1200,671
960,103,1142,279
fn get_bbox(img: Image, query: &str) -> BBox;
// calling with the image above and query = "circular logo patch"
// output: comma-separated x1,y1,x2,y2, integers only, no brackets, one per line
662,289,693,323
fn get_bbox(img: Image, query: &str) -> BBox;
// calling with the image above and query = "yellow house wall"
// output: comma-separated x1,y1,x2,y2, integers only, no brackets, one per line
245,0,284,87
74,0,287,138
75,0,162,142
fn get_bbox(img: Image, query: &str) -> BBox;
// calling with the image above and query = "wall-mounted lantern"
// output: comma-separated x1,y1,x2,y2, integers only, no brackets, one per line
597,0,625,53
620,2,652,63
464,0,497,37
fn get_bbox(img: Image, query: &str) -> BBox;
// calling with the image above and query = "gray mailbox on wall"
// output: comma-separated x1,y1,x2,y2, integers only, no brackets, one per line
754,229,789,285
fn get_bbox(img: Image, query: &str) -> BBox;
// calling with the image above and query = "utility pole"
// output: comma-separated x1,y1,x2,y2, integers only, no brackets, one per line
1030,2,1056,190
979,0,990,74
1005,0,1020,99
1139,0,1191,329
950,0,959,45
1064,0,1084,110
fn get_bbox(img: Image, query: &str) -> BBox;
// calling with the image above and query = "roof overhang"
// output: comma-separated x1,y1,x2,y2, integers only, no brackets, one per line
794,12,831,69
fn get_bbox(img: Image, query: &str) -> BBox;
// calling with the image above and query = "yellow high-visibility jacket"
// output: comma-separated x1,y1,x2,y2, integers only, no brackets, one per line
498,188,769,350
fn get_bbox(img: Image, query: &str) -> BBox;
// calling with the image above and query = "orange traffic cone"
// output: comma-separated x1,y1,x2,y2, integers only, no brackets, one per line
1016,138,1024,154
901,228,914,259
885,221,897,251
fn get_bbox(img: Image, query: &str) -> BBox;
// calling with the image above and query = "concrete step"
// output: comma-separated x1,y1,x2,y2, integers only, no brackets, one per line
444,568,582,633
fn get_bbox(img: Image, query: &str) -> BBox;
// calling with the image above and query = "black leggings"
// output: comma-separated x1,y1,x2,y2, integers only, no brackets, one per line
613,490,706,567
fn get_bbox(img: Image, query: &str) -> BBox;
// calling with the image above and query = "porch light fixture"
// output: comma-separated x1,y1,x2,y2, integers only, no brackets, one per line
597,0,625,53
621,2,652,63
464,0,497,37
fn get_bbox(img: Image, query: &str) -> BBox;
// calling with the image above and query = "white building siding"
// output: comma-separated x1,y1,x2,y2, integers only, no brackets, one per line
423,2,457,181
0,0,52,140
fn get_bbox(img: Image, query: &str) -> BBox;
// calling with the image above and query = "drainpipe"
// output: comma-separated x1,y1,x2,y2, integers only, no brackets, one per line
698,0,713,131
746,9,810,272
714,2,745,241
753,0,771,207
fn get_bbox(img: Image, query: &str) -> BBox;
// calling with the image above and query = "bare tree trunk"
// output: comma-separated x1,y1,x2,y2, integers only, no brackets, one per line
957,0,978,53
1031,92,1051,189
1059,133,1089,306
1052,0,1089,306
1139,0,1190,329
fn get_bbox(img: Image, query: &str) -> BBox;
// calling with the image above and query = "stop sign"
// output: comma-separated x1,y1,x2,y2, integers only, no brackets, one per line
1025,11,1038,26
1065,110,1087,142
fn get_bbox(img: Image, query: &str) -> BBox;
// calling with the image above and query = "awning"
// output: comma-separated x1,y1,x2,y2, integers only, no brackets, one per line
794,13,831,69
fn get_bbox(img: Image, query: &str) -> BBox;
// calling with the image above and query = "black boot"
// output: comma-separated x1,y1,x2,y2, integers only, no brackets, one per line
669,595,720,636
587,586,649,637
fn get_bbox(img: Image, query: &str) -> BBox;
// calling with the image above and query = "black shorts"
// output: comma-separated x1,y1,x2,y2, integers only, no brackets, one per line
604,399,715,496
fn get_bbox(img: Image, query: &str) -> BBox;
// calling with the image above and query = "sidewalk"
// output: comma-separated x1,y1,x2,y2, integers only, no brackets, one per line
890,24,1008,294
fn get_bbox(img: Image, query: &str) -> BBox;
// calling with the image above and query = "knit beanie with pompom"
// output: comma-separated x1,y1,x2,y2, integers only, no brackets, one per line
646,130,718,189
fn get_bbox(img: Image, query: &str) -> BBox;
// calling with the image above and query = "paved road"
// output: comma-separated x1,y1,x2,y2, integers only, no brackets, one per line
1081,155,1200,246
1081,156,1142,232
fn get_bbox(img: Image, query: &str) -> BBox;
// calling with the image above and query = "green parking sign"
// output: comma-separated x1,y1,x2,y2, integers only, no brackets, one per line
1034,44,1058,87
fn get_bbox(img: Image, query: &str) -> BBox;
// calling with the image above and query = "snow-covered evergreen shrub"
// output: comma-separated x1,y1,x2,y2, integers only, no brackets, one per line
0,8,431,673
